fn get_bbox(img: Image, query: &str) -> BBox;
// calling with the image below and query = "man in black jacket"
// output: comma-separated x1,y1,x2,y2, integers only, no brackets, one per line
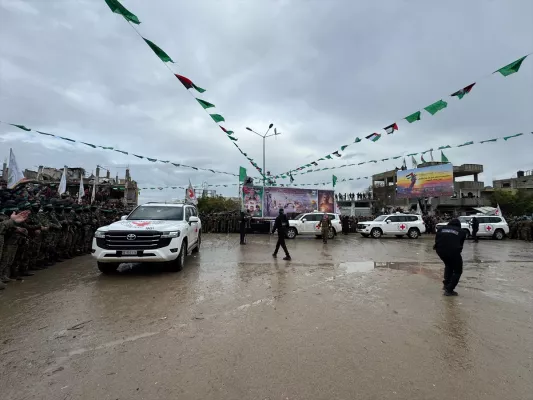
434,219,466,296
271,208,291,260
471,216,479,242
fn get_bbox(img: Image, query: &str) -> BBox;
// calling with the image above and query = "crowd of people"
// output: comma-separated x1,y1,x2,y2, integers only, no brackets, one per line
0,181,128,290
335,192,373,201
508,217,533,241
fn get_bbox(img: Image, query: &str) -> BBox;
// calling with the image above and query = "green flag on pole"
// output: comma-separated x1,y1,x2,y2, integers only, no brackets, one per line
239,167,247,183
332,175,338,187
441,151,449,163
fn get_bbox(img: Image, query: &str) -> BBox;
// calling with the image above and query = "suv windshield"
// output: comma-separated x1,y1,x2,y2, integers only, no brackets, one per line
128,206,184,221
294,213,305,220
374,215,387,221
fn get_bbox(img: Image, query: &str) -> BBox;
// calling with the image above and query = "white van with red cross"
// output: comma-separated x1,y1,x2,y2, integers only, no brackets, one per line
357,213,426,239
436,215,509,240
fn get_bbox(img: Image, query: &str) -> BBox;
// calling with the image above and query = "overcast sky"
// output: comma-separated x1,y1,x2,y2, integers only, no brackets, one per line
1,0,532,203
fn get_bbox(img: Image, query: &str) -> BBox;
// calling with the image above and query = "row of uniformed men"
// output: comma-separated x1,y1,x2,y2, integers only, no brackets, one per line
0,202,119,290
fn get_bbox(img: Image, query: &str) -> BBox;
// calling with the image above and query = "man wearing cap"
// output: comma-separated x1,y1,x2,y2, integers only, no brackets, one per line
0,205,30,289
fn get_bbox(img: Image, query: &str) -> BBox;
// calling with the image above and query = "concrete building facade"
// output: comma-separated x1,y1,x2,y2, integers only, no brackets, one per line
493,170,533,192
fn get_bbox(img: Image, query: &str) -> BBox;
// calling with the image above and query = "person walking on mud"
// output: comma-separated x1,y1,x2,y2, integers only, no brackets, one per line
317,213,332,244
434,218,466,296
271,208,291,260
471,216,479,243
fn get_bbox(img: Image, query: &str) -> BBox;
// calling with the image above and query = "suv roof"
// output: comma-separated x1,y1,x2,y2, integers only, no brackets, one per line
142,202,189,207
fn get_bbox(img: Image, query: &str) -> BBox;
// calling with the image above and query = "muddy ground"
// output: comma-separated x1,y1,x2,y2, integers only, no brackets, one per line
1,234,532,400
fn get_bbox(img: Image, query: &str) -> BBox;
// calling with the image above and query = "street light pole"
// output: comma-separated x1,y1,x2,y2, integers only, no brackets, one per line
246,123,279,190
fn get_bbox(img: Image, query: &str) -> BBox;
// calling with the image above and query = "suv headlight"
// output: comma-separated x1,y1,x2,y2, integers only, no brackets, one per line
94,230,106,238
161,231,180,238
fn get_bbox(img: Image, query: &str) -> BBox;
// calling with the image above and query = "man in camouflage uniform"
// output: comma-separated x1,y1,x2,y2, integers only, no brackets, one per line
0,203,28,282
524,219,532,242
13,202,38,278
42,203,62,266
54,203,68,261
29,202,48,270
317,213,332,244
63,204,74,258
0,206,30,290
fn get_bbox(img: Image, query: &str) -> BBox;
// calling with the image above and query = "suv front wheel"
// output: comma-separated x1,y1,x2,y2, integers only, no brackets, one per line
169,240,187,272
371,228,382,239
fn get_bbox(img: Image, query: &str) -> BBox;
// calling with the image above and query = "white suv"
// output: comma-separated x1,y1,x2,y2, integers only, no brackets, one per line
286,212,342,240
436,215,509,240
92,203,201,274
357,213,426,239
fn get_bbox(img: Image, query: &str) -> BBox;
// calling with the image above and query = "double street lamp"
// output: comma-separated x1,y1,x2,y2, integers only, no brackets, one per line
245,123,281,188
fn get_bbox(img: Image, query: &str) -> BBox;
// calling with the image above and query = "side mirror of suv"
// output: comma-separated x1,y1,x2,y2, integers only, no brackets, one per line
120,215,127,221
189,216,199,224
302,218,307,222
385,220,390,224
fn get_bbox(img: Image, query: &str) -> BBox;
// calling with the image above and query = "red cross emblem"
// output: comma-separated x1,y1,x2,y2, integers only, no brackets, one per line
399,224,407,230
485,225,493,232
132,221,151,227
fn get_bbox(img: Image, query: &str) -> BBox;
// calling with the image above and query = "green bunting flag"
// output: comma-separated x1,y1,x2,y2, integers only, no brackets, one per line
451,83,476,99
354,137,362,143
405,111,421,123
325,155,333,160
438,145,451,149
209,114,225,123
143,38,174,63
503,133,523,140
441,151,449,163
480,138,498,143
81,142,97,148
146,158,157,162
457,141,474,147
104,0,141,24
36,130,54,136
424,100,448,115
227,136,238,141
332,175,338,187
495,55,528,77
10,124,31,131
341,145,348,151
196,98,215,109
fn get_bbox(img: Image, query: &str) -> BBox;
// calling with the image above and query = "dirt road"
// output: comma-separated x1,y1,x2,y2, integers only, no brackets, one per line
1,234,532,399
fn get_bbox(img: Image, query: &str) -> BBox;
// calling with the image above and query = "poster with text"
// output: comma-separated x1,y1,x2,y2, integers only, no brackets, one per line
242,186,263,217
263,187,318,217
396,164,454,198
317,190,335,213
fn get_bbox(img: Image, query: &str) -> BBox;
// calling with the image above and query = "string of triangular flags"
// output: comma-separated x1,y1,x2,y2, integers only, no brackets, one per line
103,0,265,178
275,131,532,180
1,121,237,177
275,53,531,179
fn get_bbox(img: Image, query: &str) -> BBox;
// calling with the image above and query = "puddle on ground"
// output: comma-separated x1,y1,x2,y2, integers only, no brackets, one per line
341,261,441,280
340,261,375,273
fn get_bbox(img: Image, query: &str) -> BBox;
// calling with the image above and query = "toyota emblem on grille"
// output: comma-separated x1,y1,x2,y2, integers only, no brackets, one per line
126,234,137,241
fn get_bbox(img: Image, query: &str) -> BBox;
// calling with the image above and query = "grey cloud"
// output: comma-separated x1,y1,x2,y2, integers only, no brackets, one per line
1,0,532,202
